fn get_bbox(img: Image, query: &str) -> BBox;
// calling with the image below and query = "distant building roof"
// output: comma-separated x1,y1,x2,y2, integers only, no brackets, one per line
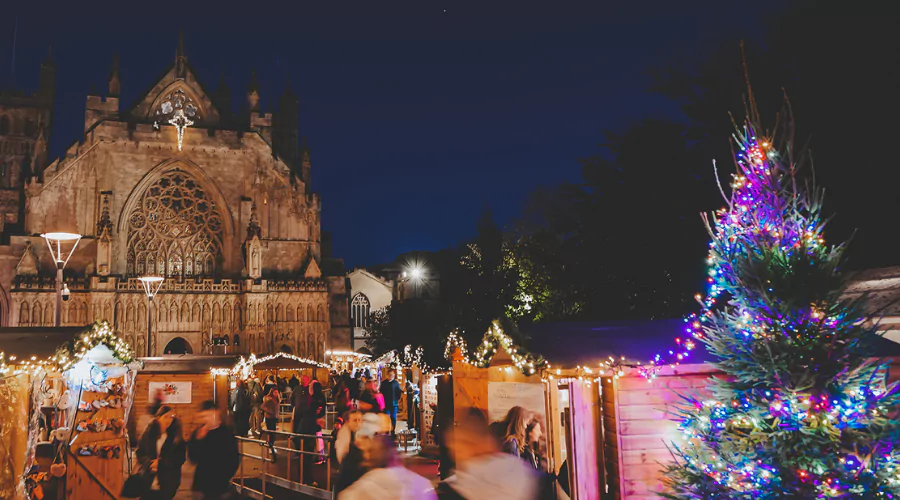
523,319,900,368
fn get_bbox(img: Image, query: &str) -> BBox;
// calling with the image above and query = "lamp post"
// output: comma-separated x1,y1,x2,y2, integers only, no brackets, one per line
410,267,422,298
41,232,82,327
138,276,164,356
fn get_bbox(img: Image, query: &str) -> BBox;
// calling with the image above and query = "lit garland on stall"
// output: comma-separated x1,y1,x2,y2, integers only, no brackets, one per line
209,352,331,379
1,322,137,377
56,321,137,372
444,320,546,375
658,91,900,498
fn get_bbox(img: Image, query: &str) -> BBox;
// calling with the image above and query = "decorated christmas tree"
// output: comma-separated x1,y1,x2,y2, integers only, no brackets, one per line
662,84,900,497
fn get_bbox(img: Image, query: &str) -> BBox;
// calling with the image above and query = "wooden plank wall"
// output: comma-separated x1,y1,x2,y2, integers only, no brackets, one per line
612,365,716,500
608,358,900,499
569,380,600,500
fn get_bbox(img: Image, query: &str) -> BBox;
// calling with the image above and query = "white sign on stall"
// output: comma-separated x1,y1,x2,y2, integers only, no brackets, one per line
149,381,192,404
487,381,545,423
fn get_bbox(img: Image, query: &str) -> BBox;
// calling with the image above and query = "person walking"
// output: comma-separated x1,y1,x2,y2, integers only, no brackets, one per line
187,400,239,500
230,379,251,438
379,369,403,436
261,387,280,448
339,435,437,500
290,374,311,441
247,377,263,437
136,406,185,500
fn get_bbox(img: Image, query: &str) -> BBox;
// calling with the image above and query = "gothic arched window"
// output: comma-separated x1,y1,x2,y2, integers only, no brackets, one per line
126,169,224,278
351,293,370,329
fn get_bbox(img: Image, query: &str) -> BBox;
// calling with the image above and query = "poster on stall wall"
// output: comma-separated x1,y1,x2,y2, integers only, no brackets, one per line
487,381,545,423
149,381,192,404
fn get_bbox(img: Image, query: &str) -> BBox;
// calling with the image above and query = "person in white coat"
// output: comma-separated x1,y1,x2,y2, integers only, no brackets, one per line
339,435,436,500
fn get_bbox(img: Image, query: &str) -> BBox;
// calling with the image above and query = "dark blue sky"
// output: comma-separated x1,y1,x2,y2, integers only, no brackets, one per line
1,2,769,268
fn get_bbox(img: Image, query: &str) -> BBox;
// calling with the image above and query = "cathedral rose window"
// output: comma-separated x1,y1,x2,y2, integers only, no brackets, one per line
127,169,223,278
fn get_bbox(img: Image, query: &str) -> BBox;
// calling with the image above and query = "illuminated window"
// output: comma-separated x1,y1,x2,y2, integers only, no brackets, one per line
351,293,370,329
126,169,223,278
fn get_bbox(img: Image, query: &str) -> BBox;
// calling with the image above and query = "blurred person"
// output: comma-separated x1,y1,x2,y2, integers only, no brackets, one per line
187,400,239,500
379,369,403,436
335,412,381,495
334,378,352,417
358,379,384,413
230,379,251,437
263,375,277,396
288,374,300,391
335,410,364,464
357,375,368,400
137,406,185,499
261,387,280,448
291,374,312,446
148,388,165,415
437,409,537,500
340,435,436,499
301,379,328,475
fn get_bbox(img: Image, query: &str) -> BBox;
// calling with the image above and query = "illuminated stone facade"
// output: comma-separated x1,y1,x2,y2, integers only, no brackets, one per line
0,40,350,358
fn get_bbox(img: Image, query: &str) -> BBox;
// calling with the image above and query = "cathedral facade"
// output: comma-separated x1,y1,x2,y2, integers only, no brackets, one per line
0,40,350,358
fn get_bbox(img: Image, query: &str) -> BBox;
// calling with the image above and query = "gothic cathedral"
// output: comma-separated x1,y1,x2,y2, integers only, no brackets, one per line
0,38,351,358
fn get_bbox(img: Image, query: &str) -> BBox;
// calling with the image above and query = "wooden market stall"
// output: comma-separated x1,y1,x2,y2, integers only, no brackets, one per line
525,319,900,500
0,322,141,500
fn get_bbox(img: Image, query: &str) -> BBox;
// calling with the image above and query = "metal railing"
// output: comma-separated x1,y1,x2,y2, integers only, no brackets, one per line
233,429,335,500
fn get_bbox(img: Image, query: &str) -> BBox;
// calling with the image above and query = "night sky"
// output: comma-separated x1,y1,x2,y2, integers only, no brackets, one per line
1,2,776,268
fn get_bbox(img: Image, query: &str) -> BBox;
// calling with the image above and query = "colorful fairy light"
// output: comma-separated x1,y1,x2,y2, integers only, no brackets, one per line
658,94,900,497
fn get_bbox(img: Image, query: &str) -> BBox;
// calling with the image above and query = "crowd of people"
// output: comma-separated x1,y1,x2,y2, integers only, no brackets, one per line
130,369,559,499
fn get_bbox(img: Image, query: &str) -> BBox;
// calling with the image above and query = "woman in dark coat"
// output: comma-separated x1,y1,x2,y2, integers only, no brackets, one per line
136,405,186,499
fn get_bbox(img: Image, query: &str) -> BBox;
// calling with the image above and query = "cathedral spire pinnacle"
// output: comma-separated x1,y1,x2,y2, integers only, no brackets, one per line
247,201,262,239
247,69,261,112
175,29,187,78
108,53,120,97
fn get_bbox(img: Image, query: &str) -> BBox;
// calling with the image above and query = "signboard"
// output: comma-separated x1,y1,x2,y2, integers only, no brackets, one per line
149,381,192,404
487,381,545,423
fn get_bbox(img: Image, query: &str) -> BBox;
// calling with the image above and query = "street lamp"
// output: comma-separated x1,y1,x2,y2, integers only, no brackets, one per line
41,232,82,327
138,276,165,356
403,266,424,299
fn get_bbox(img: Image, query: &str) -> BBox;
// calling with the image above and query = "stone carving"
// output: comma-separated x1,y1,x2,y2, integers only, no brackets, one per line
15,241,39,276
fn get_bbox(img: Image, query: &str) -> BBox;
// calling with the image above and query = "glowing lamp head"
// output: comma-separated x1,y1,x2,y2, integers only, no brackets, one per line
138,275,165,298
41,232,82,266
410,267,422,280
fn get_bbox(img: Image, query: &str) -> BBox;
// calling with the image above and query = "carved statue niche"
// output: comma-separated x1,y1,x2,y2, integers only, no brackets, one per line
96,192,113,276
16,241,39,276
243,202,263,279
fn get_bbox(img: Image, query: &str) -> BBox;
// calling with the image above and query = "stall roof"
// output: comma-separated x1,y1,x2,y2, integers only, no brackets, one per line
523,319,900,368
140,355,240,373
253,356,324,370
0,327,88,360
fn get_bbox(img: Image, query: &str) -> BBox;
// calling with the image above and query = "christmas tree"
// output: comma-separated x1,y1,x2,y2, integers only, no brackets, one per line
661,85,900,497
